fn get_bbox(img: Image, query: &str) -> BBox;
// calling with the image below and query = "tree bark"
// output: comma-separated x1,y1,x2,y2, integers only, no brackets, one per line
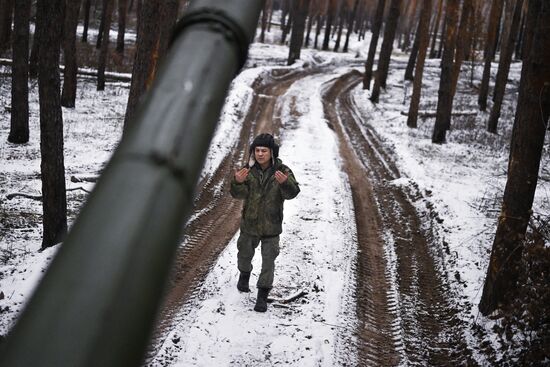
363,0,386,89
116,0,128,53
124,0,162,128
432,0,460,143
97,0,114,91
82,0,92,43
8,0,30,144
288,0,309,65
487,0,525,134
370,0,403,103
37,0,68,249
0,0,14,51
407,0,433,128
404,18,422,81
478,0,504,111
61,0,82,107
429,0,444,59
479,0,549,315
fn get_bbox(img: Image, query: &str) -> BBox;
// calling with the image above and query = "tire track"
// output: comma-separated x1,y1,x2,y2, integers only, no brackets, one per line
145,68,316,363
322,70,476,366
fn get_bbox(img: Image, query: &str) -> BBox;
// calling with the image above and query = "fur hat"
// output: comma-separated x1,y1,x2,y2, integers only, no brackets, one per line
248,133,279,167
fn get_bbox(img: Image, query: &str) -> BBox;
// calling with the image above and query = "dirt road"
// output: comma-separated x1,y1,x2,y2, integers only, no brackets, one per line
147,66,478,366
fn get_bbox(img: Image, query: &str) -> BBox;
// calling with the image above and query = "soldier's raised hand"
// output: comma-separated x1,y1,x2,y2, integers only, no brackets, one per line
274,170,288,184
235,167,250,183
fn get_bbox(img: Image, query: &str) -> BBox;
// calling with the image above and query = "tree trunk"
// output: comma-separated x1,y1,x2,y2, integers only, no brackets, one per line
343,0,360,53
370,0,403,103
478,0,504,111
82,0,92,43
404,18,422,81
314,14,323,49
260,0,270,43
124,0,162,129
29,4,41,79
97,0,114,91
400,0,419,52
514,8,526,60
0,0,14,50
450,0,474,97
288,0,309,65
407,0,433,128
37,0,68,249
322,1,335,50
8,0,30,144
431,0,460,143
61,0,82,108
363,0,386,89
487,0,524,134
479,0,549,316
281,6,293,44
436,11,447,59
96,0,108,49
116,0,127,53
333,5,346,52
304,4,314,48
429,0,444,59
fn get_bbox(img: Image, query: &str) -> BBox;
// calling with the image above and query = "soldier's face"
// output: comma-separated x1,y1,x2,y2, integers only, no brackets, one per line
255,146,271,166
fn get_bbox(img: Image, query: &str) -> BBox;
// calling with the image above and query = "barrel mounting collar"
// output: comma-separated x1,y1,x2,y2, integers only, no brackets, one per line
171,7,250,71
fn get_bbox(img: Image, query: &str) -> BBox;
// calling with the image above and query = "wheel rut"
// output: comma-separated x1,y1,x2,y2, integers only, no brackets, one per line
145,68,316,362
322,70,477,366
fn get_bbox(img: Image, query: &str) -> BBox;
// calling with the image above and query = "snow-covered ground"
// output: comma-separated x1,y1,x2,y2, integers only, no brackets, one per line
1,14,548,366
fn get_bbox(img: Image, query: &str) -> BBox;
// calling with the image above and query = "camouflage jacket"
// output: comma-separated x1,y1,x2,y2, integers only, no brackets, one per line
230,158,300,237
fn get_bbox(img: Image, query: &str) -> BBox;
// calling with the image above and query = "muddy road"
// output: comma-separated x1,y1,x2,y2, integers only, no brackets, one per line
146,66,478,366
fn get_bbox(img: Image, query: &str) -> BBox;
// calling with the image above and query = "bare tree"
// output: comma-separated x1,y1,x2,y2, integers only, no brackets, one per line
82,0,92,43
487,0,524,133
37,0,68,249
428,0,444,59
260,0,271,43
363,0,387,89
8,0,31,144
343,0,360,53
478,0,504,111
406,0,433,128
370,0,403,103
479,0,549,315
116,0,128,53
404,18,421,81
97,0,114,90
322,0,336,50
431,0,460,143
61,0,83,107
288,0,310,65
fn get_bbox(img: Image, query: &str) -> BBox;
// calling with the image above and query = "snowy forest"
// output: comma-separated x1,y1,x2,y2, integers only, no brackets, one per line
0,0,549,365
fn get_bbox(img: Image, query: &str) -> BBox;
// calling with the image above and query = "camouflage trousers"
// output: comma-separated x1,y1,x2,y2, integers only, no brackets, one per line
237,232,280,289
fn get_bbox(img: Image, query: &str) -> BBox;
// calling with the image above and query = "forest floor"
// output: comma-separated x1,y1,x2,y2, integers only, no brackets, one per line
1,28,549,366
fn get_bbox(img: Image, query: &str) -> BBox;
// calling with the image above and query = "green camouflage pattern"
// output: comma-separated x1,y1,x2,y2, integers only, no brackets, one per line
230,158,300,237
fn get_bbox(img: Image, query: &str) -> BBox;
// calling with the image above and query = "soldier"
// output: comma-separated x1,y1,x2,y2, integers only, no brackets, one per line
230,133,300,312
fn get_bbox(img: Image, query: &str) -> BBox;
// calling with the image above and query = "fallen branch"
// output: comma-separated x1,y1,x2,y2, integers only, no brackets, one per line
400,110,478,118
268,290,308,304
6,187,91,200
70,175,98,183
0,58,131,82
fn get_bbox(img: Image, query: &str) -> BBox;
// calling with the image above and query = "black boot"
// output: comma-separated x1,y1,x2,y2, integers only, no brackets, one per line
237,271,251,292
254,288,270,312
